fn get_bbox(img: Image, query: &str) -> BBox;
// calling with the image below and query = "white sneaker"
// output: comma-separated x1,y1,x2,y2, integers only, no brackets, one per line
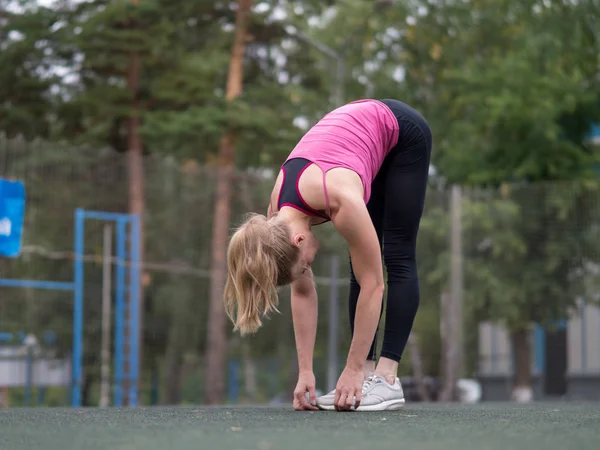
316,373,376,411
355,375,405,411
315,388,337,411
316,374,405,411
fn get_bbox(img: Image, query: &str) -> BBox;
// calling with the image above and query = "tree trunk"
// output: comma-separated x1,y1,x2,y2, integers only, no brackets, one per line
511,327,533,403
126,0,145,406
204,0,254,405
99,225,112,408
408,333,430,402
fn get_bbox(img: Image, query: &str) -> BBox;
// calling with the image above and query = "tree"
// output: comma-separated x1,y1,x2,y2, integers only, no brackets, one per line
0,1,61,138
204,0,255,406
123,0,145,405
428,0,600,400
341,0,600,399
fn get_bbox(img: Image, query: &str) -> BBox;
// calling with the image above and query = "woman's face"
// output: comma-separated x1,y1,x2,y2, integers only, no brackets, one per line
292,230,319,280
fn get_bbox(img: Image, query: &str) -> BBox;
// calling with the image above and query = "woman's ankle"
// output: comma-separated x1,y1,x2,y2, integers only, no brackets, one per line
375,357,398,384
364,360,376,378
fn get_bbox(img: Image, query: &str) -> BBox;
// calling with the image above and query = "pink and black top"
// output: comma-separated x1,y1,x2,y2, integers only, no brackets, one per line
272,99,400,223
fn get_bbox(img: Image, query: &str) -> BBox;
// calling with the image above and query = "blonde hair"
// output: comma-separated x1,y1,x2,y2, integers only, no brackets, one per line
224,213,299,335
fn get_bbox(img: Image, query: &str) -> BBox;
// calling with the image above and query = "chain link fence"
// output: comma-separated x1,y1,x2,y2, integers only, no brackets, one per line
1,135,599,405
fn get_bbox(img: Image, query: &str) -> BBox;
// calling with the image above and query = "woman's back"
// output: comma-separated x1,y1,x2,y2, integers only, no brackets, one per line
285,99,399,203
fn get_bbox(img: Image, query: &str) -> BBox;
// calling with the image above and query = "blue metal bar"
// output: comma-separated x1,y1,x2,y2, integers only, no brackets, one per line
81,211,131,222
534,324,545,374
0,333,12,342
229,360,239,404
128,214,141,407
114,217,127,407
581,300,587,373
72,208,85,407
0,279,75,290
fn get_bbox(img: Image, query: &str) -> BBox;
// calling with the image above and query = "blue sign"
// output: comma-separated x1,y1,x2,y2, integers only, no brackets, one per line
0,179,26,257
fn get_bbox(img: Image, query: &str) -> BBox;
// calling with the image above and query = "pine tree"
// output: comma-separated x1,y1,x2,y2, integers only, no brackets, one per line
0,1,61,138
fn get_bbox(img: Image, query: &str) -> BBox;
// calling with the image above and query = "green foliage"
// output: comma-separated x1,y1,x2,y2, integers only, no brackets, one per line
47,0,331,168
443,36,595,183
419,179,600,334
0,1,63,138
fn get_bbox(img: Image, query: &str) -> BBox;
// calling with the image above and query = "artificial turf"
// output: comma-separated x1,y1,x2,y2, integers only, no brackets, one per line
1,402,598,450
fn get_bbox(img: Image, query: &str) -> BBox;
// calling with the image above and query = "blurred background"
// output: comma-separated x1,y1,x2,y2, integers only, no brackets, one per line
0,0,599,408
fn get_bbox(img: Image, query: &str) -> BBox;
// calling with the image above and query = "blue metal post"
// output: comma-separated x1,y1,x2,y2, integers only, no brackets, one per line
534,324,545,375
72,208,85,407
228,360,239,404
128,214,141,407
114,217,127,407
581,300,587,373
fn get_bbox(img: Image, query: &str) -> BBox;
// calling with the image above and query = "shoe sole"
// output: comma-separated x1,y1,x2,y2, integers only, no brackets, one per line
316,398,405,412
356,398,405,411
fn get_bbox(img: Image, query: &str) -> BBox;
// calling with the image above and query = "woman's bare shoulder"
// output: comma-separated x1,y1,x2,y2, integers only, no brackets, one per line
324,168,365,216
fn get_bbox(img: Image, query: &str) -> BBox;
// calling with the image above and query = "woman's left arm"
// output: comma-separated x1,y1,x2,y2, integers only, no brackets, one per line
330,194,385,409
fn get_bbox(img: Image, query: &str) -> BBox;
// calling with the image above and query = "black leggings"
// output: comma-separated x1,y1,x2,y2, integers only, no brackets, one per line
348,99,432,362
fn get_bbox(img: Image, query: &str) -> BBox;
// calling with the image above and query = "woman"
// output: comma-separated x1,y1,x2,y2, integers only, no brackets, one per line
224,99,432,412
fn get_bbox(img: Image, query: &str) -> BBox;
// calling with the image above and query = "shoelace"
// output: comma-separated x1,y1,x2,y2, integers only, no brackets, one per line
362,375,379,392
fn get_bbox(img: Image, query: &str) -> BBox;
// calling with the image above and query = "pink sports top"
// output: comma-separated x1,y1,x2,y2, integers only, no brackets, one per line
273,99,399,222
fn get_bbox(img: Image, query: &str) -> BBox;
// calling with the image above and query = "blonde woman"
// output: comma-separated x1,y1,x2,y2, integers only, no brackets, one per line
224,99,432,411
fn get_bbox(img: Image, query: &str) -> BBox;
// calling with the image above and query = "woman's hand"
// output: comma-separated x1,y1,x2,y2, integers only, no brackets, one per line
293,371,318,411
334,366,364,411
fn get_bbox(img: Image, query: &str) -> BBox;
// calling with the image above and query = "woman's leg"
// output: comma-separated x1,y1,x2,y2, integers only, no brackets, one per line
375,114,432,383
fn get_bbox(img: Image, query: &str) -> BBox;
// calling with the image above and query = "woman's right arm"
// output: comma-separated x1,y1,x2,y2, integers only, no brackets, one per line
291,269,318,373
291,269,319,410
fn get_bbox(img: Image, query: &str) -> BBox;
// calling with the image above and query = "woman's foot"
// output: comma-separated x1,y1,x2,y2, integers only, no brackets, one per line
353,375,405,411
315,374,404,411
315,371,375,411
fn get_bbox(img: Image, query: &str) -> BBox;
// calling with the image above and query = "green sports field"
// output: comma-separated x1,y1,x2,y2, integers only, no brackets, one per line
0,402,598,450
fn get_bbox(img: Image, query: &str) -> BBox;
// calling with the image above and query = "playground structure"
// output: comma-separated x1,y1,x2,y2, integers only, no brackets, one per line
0,209,141,407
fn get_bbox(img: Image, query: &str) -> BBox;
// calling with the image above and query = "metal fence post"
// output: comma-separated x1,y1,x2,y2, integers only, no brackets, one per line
72,208,85,407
